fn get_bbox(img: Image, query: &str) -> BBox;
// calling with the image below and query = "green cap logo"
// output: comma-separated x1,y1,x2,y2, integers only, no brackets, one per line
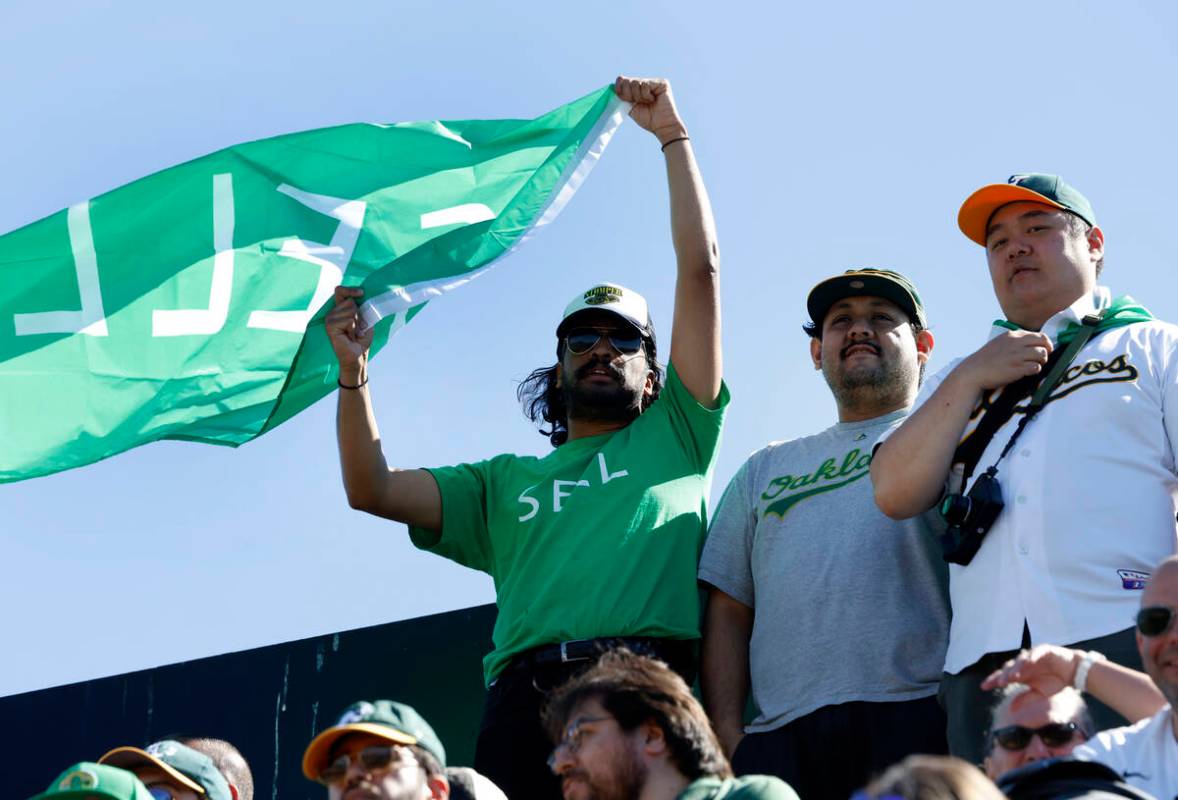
58,770,99,791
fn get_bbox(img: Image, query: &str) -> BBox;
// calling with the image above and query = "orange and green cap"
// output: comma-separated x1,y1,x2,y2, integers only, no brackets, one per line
302,700,447,781
29,763,155,800
806,268,927,330
958,173,1096,246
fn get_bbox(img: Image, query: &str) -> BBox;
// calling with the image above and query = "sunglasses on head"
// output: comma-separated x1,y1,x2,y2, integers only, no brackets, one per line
317,744,418,785
991,721,1081,751
1136,605,1176,637
564,328,643,356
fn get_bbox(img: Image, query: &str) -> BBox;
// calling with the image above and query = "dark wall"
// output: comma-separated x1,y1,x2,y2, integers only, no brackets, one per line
1,604,496,800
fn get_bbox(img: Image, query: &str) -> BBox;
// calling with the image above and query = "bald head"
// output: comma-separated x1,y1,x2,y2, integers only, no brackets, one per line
1141,556,1178,608
1137,556,1178,708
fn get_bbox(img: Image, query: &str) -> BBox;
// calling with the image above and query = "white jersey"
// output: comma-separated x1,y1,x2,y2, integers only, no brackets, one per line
879,286,1178,673
1074,706,1178,799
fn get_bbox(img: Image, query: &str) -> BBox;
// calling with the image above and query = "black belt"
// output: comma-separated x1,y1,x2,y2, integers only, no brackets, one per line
510,636,694,671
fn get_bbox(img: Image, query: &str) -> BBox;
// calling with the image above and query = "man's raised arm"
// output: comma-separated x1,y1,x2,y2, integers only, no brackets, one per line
872,329,1053,519
328,286,442,531
614,76,721,408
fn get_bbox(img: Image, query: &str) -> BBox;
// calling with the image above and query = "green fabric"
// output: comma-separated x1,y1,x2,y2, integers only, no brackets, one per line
677,775,800,800
1056,295,1155,344
410,363,729,685
992,294,1155,342
0,86,623,482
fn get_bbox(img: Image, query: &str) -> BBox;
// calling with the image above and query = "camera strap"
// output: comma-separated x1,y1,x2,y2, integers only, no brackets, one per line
985,309,1106,474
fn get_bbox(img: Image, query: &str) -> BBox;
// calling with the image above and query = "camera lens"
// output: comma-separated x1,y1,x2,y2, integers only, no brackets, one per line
940,493,972,526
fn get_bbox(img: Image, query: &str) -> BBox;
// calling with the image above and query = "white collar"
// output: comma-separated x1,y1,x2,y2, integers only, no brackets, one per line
987,285,1112,343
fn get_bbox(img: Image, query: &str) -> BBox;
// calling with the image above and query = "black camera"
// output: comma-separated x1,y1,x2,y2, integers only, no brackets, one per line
938,467,1005,565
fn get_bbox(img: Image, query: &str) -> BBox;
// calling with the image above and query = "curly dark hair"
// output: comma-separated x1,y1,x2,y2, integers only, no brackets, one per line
542,649,731,782
517,337,663,447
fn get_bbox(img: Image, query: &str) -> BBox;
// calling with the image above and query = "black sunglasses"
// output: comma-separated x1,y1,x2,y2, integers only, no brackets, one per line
1136,605,1176,637
992,721,1081,751
317,744,418,784
564,328,643,356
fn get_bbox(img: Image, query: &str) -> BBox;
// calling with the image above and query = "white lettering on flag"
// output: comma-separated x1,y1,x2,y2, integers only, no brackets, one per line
13,202,109,337
420,204,495,229
152,174,235,337
247,185,367,333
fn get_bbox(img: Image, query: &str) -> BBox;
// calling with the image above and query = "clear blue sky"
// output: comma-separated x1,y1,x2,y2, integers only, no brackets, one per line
2,0,1177,697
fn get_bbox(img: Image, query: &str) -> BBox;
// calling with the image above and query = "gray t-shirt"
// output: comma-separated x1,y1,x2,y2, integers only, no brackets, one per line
698,410,950,732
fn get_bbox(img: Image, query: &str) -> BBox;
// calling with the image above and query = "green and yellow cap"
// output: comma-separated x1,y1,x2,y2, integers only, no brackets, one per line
99,741,231,800
302,700,447,781
806,268,927,330
958,173,1096,246
29,763,155,800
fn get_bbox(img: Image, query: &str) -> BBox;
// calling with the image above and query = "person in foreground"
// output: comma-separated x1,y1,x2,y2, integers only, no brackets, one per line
983,554,1178,798
328,75,725,798
855,755,1004,800
302,699,450,800
544,650,798,800
699,269,949,798
873,173,1178,760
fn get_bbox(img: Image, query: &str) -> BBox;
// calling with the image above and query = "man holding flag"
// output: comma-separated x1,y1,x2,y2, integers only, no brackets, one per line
326,76,725,799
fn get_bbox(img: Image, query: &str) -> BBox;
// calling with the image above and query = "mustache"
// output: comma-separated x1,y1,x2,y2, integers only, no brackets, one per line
840,341,881,359
575,358,625,381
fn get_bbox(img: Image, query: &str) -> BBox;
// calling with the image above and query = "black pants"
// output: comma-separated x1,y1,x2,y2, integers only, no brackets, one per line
940,625,1143,765
473,641,696,800
731,696,947,800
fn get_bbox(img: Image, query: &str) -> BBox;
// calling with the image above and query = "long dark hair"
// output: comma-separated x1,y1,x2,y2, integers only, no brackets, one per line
517,337,664,447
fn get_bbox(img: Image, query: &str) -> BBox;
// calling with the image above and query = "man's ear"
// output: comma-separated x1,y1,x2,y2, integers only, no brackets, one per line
809,336,823,371
915,329,934,365
555,363,563,389
639,720,669,757
427,773,449,800
1087,224,1105,263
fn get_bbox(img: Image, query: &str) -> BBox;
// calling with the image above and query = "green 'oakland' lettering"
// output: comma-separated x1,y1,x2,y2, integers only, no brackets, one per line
760,447,872,517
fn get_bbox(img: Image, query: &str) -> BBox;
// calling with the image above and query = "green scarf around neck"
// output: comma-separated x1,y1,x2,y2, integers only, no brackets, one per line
994,294,1155,344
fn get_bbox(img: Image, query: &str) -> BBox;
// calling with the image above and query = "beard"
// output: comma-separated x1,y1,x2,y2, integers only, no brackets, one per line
562,357,644,425
822,342,917,411
562,750,647,800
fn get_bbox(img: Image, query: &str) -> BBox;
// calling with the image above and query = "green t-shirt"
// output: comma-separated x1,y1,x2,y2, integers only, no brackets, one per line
410,363,729,685
678,776,800,800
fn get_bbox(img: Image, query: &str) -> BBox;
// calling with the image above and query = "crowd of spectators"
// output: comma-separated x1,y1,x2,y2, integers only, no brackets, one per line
26,77,1178,799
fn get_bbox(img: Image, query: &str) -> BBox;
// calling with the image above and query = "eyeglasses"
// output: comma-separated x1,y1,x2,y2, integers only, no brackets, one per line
547,715,614,769
147,789,176,800
1136,605,1176,637
564,328,643,356
991,721,1082,751
317,744,419,784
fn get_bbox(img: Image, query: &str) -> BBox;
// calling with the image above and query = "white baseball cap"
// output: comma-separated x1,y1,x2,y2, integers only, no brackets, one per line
555,283,652,338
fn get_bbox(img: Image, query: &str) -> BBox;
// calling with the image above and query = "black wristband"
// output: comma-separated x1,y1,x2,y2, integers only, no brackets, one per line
660,136,690,152
338,374,368,390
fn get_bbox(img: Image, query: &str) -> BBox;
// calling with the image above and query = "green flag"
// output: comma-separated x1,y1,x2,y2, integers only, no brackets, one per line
0,86,626,482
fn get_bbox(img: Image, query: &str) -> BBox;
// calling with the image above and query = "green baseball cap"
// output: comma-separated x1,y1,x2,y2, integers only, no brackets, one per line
98,741,231,800
958,173,1097,246
302,700,447,781
806,268,927,330
29,763,154,800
